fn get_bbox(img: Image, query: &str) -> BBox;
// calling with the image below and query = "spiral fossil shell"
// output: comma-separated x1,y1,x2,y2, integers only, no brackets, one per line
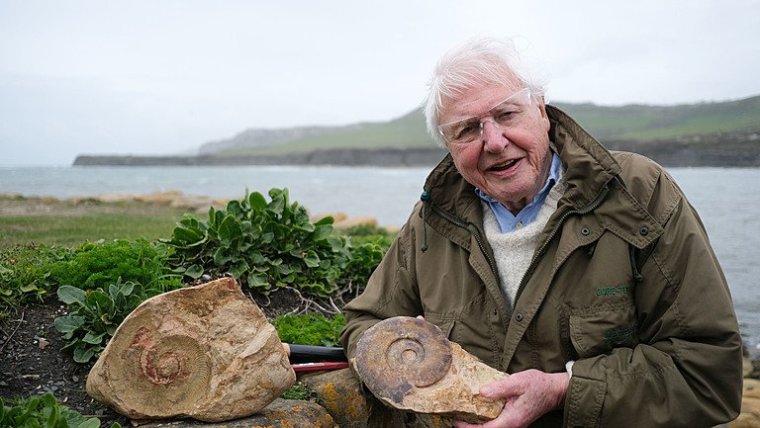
97,319,213,412
353,316,509,422
86,278,295,422
355,316,452,403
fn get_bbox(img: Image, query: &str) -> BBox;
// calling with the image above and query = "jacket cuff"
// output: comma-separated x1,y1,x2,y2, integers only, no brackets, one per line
564,361,606,427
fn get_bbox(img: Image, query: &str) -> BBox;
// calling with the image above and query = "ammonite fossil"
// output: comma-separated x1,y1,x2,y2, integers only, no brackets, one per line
353,316,509,422
86,278,295,422
355,316,452,403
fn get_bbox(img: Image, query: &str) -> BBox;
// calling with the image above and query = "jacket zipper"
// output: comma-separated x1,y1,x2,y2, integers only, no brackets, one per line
513,186,610,303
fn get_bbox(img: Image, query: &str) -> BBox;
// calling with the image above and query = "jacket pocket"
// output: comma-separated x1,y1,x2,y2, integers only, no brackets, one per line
424,315,455,339
568,304,638,359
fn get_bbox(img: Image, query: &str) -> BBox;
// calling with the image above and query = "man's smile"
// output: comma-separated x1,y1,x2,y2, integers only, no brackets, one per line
486,158,520,173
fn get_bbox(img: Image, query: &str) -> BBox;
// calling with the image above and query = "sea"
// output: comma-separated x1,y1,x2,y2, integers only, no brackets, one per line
1,165,759,353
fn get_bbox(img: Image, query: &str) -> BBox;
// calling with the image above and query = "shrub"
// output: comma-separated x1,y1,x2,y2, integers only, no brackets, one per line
47,239,181,294
165,188,351,297
0,392,120,428
165,188,395,299
337,235,387,297
339,223,393,240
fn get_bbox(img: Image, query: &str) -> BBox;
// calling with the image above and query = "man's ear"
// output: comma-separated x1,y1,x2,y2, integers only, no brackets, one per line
537,98,551,133
538,96,548,116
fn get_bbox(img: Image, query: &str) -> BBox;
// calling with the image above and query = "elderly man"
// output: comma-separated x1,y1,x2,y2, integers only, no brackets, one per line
340,37,742,427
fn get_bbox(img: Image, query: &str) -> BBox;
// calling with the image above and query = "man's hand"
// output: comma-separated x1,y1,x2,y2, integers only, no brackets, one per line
454,369,569,428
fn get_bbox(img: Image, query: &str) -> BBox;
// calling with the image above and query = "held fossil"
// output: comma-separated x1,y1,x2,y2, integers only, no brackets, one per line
354,316,508,422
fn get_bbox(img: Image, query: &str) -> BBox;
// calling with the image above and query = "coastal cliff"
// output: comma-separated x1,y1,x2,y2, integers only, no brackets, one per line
74,132,760,168
74,96,760,168
73,147,449,167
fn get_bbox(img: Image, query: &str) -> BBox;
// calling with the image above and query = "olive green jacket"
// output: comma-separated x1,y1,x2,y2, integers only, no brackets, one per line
341,106,743,427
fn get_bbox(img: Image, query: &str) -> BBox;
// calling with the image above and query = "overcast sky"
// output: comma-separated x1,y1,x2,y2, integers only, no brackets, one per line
2,0,759,166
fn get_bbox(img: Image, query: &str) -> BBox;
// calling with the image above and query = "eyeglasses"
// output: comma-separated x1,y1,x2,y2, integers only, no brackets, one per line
438,88,533,145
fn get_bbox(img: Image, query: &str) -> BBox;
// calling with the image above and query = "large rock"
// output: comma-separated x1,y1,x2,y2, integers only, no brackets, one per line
353,316,508,423
301,369,373,428
137,399,337,427
730,378,760,428
86,278,296,422
302,368,453,428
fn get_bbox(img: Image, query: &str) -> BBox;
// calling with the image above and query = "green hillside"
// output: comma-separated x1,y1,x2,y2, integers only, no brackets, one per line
211,95,760,157
555,96,760,140
214,109,433,157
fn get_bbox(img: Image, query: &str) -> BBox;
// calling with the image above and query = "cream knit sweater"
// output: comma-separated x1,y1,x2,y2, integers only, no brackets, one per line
482,180,565,305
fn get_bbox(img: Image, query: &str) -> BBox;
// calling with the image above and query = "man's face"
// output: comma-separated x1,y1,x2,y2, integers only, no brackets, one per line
438,81,552,213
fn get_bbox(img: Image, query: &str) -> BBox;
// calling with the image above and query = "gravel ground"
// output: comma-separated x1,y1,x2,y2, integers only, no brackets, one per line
0,298,129,426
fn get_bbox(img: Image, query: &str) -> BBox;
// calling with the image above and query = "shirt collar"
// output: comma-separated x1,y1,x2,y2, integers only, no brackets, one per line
475,152,562,232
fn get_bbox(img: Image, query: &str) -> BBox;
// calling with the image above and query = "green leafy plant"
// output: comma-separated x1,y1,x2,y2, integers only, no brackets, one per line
273,312,346,347
0,239,181,320
280,382,313,401
0,245,73,318
339,223,393,240
46,239,181,294
54,281,145,363
0,392,120,428
336,236,387,296
166,188,350,297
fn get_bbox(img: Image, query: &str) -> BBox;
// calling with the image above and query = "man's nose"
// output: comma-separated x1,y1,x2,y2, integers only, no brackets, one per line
481,117,508,152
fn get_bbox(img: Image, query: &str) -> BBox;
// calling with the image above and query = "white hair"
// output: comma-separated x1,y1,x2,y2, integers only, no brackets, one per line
424,37,547,147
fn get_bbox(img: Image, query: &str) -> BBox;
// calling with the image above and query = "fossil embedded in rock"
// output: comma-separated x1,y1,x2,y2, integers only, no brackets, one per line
354,316,508,422
86,277,296,422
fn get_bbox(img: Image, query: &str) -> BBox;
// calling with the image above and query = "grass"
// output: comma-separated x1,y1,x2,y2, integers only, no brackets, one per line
556,95,760,141
0,213,182,249
0,197,185,250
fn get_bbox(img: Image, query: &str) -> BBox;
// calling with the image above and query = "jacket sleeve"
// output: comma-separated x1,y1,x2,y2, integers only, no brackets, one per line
340,219,423,361
565,175,743,427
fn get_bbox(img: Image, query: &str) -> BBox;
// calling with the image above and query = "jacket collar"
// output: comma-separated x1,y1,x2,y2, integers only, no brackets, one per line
546,105,620,211
547,105,663,249
422,154,482,250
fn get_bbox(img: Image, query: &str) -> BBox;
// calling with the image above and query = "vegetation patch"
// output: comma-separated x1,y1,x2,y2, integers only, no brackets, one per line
280,383,314,401
45,239,181,293
54,281,151,363
44,240,183,363
0,195,185,250
165,188,388,299
0,392,120,428
1,187,394,423
273,313,346,347
0,245,63,319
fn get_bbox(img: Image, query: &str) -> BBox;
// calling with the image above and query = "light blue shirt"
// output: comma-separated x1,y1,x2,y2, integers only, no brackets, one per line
475,152,562,233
